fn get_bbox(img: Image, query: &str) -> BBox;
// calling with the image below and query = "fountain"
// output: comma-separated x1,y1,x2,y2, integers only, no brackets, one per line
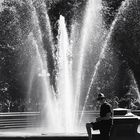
29,0,104,134
0,0,140,139
55,15,74,133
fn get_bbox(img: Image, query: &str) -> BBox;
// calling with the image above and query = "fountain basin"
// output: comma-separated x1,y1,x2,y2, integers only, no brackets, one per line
0,111,140,140
0,135,89,140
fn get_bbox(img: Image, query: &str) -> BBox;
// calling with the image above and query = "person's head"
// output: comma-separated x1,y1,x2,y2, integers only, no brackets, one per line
124,92,133,100
97,93,106,104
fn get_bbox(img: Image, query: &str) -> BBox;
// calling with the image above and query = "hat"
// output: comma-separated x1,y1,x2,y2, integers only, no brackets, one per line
97,93,105,100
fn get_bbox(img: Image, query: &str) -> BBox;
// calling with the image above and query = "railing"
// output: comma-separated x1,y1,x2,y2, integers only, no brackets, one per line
0,112,40,129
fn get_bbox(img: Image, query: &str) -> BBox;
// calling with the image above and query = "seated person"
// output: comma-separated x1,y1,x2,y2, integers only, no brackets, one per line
86,93,113,140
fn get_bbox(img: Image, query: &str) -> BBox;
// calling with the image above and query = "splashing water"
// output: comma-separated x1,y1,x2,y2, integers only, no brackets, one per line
33,0,105,132
74,0,103,124
36,0,104,132
79,0,128,122
25,1,76,133
2,0,140,135
28,14,75,133
55,15,74,133
26,1,57,132
30,34,56,132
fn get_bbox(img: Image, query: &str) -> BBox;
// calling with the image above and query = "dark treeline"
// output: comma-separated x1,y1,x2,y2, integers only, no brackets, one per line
0,0,127,112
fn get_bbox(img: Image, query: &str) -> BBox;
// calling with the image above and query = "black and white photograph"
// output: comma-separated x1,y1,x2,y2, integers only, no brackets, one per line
0,0,139,140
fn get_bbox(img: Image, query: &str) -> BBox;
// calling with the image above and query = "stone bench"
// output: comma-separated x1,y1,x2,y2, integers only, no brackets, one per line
110,116,140,140
92,116,140,140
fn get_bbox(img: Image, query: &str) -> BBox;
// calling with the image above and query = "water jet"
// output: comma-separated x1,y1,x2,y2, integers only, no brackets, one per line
0,0,140,139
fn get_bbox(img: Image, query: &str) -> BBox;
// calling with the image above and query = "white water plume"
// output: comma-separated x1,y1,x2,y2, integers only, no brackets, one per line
79,0,128,122
56,15,74,133
75,0,103,123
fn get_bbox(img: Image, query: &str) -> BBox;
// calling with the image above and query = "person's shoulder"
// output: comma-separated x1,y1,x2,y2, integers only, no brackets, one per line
104,102,112,108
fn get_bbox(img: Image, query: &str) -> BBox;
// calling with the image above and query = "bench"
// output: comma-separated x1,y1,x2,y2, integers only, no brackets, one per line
92,117,140,140
110,117,140,140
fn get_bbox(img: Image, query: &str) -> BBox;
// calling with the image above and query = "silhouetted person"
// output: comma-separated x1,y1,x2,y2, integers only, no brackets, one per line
86,93,113,140
118,97,128,108
112,96,119,109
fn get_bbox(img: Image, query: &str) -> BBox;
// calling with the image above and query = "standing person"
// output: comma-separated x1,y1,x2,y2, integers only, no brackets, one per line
86,93,113,140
